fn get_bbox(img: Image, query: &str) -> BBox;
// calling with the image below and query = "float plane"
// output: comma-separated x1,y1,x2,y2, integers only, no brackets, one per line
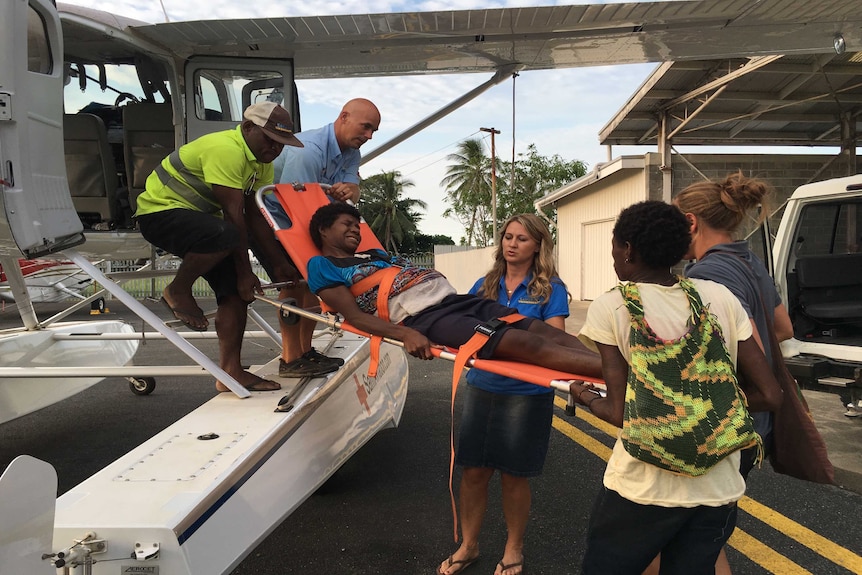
0,0,860,573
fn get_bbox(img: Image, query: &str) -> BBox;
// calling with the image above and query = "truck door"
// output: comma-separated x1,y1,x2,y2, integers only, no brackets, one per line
184,57,298,142
0,0,84,258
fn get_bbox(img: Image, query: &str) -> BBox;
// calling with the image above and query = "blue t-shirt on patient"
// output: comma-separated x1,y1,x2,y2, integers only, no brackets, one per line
466,274,569,395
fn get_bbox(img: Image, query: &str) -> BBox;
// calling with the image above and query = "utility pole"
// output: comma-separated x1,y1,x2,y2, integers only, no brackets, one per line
480,127,500,244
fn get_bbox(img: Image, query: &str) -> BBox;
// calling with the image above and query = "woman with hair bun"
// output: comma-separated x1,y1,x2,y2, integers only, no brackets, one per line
674,172,794,575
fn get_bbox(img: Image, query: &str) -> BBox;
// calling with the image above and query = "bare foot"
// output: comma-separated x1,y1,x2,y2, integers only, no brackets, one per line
161,286,208,331
216,370,281,392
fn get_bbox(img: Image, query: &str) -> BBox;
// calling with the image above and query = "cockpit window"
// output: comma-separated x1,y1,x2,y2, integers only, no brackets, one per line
64,63,170,115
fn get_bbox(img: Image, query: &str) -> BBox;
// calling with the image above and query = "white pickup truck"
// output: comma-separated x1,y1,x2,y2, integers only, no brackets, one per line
770,174,862,409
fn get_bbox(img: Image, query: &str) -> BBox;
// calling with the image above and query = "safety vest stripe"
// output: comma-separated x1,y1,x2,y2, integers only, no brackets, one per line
153,151,220,213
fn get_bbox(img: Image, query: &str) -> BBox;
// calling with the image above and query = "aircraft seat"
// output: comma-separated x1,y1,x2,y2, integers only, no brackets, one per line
122,102,175,214
63,113,120,228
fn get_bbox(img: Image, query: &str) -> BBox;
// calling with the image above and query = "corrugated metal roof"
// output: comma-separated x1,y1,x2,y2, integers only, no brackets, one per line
600,53,862,147
114,0,862,79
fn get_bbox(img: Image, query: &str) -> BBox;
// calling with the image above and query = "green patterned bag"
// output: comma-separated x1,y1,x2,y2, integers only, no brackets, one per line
617,278,762,476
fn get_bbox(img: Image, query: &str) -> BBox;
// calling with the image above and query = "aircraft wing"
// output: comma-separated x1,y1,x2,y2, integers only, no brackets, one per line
124,0,862,79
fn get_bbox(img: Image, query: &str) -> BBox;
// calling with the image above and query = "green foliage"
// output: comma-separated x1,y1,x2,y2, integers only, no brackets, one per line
359,171,427,254
440,138,493,246
440,140,588,245
401,233,455,253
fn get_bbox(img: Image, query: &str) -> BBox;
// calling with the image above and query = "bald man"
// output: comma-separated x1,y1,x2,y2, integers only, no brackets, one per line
262,98,381,377
273,98,380,202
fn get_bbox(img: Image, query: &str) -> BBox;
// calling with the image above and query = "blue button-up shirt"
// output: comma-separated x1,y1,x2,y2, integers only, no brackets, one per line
266,123,362,228
272,122,361,187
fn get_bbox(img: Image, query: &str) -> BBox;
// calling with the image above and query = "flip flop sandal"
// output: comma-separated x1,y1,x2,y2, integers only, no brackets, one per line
437,554,479,575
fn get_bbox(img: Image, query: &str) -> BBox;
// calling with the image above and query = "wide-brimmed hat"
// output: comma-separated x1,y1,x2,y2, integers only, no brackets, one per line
243,102,303,147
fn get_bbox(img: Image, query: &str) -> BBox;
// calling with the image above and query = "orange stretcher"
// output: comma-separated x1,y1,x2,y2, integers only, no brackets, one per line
254,181,603,390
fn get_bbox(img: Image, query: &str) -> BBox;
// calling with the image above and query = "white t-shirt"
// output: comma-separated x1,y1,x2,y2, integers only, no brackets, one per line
579,279,753,508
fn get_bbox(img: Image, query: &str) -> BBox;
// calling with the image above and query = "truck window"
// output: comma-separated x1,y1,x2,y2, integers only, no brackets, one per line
27,5,52,74
794,202,862,257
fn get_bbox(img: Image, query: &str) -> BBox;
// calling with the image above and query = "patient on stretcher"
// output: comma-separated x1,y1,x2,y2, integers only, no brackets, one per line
306,202,602,378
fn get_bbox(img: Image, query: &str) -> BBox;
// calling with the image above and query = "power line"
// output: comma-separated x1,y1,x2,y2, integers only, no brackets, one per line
388,130,482,173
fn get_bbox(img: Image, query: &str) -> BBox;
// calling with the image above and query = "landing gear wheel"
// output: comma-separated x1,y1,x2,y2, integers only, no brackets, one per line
91,297,106,313
279,297,299,327
114,92,140,107
128,376,156,395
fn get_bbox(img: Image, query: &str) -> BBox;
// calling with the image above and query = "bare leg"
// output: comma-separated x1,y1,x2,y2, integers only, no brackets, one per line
438,466,491,574
494,330,602,378
299,289,318,354
496,473,529,575
162,250,229,330
214,294,280,391
715,547,733,575
278,285,314,362
642,554,660,575
527,319,591,351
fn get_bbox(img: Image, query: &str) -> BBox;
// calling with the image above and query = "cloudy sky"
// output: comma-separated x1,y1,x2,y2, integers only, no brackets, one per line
65,0,663,241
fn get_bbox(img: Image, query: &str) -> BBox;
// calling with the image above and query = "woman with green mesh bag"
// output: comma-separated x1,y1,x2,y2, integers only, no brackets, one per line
569,201,782,575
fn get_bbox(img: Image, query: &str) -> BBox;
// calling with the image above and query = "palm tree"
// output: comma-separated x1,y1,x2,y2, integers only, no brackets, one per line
440,138,494,246
359,171,426,254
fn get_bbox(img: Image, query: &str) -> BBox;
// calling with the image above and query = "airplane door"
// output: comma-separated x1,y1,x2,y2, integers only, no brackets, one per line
184,57,297,142
0,0,84,258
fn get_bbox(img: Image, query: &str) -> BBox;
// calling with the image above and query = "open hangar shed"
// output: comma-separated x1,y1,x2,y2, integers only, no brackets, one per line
538,53,862,301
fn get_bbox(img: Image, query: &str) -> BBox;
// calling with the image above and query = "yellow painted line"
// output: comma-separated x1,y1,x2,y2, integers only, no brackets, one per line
552,396,862,572
727,529,811,575
554,395,621,438
552,413,612,460
739,497,862,573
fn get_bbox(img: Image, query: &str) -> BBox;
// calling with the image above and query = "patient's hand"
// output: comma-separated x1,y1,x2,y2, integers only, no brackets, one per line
402,329,433,360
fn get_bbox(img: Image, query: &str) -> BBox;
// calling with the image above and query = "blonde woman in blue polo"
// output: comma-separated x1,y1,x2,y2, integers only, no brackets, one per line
438,214,570,575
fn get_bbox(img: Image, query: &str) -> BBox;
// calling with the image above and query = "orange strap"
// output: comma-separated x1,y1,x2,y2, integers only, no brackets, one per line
448,312,525,542
320,265,401,378
365,266,400,378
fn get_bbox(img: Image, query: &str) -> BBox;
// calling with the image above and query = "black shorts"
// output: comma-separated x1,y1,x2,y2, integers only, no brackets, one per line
138,209,246,301
137,209,240,256
402,294,534,358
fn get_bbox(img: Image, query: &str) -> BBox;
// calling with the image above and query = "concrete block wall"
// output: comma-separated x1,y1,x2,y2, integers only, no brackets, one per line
646,153,860,236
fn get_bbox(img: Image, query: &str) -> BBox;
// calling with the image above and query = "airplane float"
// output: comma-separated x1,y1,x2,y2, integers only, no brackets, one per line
0,258,94,304
0,0,860,573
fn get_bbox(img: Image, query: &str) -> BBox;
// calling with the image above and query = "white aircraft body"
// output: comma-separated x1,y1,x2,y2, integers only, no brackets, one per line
0,0,860,573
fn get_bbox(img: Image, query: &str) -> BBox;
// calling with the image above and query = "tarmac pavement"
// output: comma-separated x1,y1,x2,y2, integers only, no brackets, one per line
1,299,860,574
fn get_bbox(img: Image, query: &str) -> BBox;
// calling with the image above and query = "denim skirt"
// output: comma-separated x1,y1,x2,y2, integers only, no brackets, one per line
455,384,555,477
